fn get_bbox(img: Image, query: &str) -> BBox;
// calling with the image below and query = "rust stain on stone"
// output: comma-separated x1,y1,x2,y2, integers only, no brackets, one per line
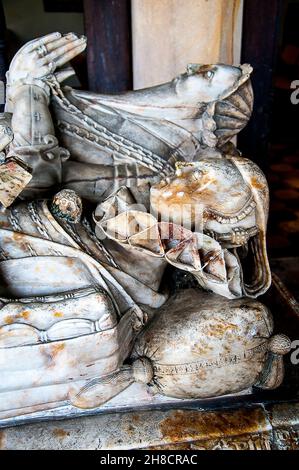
160,408,268,444
20,310,30,320
0,430,5,449
208,320,238,337
132,414,141,424
50,343,65,358
53,311,63,318
0,220,10,229
4,315,14,324
52,428,69,439
12,232,24,241
250,176,265,191
4,310,30,324
41,342,66,367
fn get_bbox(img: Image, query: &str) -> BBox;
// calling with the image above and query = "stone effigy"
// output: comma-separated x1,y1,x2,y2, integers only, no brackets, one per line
0,33,291,422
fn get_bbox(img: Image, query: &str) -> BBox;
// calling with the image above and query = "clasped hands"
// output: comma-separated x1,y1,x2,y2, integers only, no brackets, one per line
1,32,86,152
6,32,87,100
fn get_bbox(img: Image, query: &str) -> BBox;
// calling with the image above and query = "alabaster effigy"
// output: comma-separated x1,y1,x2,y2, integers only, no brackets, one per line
0,33,291,423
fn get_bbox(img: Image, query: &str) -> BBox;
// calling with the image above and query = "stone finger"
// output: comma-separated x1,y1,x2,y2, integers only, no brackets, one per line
45,33,79,53
55,67,76,83
40,38,85,65
54,42,87,68
28,32,62,53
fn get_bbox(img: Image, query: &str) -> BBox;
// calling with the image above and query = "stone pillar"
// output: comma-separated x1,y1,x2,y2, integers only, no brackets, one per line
131,0,244,89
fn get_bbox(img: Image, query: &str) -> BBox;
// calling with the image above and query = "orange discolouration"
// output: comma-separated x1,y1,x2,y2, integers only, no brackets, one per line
50,343,65,358
153,172,217,207
208,321,238,337
52,428,69,439
160,408,268,443
0,430,5,449
20,310,30,320
66,258,74,267
53,311,63,318
3,234,28,253
250,176,265,191
0,220,10,229
3,310,30,324
4,315,14,324
132,414,141,424
151,158,253,228
12,232,24,241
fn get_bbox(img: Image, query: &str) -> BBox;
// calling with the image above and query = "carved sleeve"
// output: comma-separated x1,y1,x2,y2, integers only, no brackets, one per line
7,84,69,197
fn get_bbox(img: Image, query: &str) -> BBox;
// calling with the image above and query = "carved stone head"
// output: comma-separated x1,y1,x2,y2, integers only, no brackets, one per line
177,63,254,147
86,63,253,150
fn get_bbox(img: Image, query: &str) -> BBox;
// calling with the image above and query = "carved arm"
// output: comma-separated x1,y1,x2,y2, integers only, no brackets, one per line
4,32,86,197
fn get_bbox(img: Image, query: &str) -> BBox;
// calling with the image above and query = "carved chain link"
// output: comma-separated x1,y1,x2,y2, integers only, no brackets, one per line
28,201,52,240
8,206,22,232
48,79,174,177
81,217,119,269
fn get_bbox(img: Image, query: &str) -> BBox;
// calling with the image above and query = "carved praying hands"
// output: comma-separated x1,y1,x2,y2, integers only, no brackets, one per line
6,32,87,107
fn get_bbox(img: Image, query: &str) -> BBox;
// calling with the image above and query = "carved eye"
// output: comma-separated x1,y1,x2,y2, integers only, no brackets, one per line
204,70,214,80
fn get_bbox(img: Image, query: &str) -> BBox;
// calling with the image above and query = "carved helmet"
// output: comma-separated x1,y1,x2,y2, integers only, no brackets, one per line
150,154,271,298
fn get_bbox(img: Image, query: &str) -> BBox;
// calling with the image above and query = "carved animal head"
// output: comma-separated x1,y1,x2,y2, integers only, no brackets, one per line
150,155,271,298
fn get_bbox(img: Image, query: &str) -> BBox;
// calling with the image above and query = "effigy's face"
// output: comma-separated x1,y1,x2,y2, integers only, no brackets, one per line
174,63,243,102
